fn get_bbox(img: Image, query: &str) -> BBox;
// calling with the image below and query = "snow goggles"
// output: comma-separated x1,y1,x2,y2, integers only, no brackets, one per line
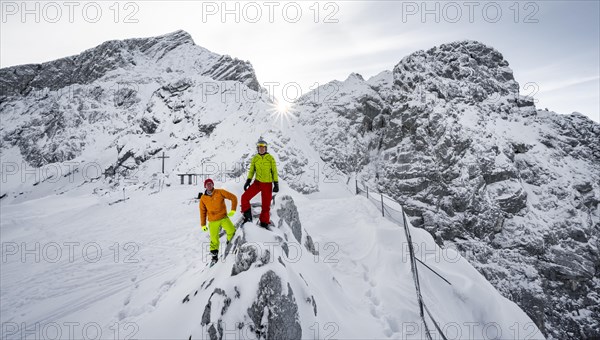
257,143,267,147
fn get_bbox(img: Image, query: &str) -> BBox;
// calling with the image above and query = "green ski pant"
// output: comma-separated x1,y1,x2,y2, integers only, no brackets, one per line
209,217,236,252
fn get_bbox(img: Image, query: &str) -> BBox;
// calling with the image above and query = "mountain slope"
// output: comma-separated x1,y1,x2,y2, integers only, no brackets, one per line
0,30,260,98
0,179,543,339
0,30,319,203
296,40,600,339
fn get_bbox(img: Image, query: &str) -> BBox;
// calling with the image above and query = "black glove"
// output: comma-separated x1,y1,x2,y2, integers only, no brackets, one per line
244,179,252,191
273,182,279,193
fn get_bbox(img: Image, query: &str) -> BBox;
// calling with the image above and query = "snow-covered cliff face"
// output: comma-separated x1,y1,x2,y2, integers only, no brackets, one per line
0,30,319,202
296,40,600,339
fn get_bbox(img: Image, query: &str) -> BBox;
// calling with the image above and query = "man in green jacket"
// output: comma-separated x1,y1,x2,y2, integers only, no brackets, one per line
241,137,279,228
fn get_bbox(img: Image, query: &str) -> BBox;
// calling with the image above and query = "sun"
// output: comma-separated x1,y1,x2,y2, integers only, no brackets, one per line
276,100,291,114
269,98,297,125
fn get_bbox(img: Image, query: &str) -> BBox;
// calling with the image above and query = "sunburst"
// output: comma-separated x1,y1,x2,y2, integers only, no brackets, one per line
269,97,297,126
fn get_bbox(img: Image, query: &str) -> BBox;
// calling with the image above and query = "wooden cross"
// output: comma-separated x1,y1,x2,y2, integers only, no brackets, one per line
158,152,169,173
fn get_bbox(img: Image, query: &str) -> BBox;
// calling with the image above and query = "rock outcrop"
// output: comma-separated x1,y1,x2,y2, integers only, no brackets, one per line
296,40,600,339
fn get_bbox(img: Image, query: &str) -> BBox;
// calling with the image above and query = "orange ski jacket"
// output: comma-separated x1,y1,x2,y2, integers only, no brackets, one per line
199,188,238,227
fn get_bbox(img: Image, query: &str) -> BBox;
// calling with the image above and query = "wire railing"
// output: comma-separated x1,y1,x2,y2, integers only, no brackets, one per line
354,179,449,340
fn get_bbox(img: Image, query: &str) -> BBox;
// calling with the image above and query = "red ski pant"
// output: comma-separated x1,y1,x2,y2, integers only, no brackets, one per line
241,180,272,224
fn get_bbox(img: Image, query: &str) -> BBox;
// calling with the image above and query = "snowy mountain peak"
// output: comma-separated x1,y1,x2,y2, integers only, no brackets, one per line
296,39,599,339
0,29,275,189
393,39,521,105
346,72,365,82
0,29,261,99
135,29,195,46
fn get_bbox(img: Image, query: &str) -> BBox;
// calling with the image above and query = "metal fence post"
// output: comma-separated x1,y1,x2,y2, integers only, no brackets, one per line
381,193,385,217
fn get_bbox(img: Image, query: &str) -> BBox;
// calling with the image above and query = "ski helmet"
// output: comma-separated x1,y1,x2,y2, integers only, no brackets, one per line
257,137,268,152
257,137,268,147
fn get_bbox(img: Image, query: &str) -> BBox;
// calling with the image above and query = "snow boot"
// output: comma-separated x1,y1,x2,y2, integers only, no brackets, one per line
209,250,218,267
260,221,270,229
243,209,252,223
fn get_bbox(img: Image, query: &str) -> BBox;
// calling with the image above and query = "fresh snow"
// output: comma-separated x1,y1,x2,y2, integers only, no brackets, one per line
1,174,543,339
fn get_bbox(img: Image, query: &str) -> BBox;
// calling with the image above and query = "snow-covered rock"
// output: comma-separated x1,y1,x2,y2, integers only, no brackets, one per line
296,40,600,339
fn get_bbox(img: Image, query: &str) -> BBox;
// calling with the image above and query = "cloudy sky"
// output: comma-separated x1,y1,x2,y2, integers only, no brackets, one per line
1,1,598,121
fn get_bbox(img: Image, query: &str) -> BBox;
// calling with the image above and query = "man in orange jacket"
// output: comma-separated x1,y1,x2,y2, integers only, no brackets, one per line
199,178,237,265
